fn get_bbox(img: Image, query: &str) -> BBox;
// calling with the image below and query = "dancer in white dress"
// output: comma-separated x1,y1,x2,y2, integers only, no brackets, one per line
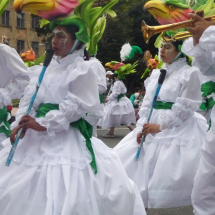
101,74,136,137
0,43,29,148
0,4,146,214
114,37,208,208
182,13,215,215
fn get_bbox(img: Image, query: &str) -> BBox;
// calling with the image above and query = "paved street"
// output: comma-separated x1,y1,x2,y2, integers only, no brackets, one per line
97,126,193,215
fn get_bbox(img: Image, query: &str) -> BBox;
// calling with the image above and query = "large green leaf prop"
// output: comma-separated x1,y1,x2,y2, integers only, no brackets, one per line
0,0,10,16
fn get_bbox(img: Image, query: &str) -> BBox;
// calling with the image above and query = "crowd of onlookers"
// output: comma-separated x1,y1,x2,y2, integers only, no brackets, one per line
129,87,145,121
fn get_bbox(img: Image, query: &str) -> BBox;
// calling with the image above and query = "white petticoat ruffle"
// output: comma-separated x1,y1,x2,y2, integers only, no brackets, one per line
114,112,207,208
100,97,136,129
0,134,146,215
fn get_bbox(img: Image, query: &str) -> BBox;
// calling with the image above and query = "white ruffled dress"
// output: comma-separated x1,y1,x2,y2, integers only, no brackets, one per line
182,26,215,215
100,80,136,129
0,43,29,148
114,58,208,208
0,49,146,215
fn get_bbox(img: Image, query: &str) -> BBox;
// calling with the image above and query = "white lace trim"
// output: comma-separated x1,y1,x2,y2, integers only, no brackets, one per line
172,102,194,121
158,109,182,131
158,98,195,130
4,137,114,167
146,135,194,148
10,106,36,130
35,116,70,137
133,117,148,137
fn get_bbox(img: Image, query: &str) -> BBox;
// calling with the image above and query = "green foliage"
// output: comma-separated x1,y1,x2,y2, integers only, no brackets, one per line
96,0,159,94
12,99,20,108
0,0,10,16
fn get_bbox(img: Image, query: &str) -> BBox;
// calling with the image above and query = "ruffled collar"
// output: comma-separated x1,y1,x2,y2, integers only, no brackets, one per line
162,57,187,76
56,48,85,65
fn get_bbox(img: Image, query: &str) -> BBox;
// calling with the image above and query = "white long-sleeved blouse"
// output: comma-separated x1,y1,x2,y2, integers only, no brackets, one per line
2,48,101,167
136,58,202,133
182,26,215,76
108,80,127,102
0,44,29,108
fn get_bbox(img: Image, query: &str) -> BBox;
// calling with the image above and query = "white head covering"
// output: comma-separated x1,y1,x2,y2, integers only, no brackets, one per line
106,71,114,75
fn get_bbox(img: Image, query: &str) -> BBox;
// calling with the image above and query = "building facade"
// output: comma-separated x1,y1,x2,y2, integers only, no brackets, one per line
0,1,45,57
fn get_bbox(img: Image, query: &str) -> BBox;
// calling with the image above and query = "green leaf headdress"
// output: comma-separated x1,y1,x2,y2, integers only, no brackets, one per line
13,0,119,55
105,61,138,80
115,61,138,80
0,0,10,16
120,43,143,61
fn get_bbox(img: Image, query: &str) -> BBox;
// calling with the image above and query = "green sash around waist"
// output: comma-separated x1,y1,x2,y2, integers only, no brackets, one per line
201,81,215,98
154,101,174,110
0,106,11,137
36,103,97,174
200,81,215,111
99,94,104,104
200,97,215,111
117,94,125,102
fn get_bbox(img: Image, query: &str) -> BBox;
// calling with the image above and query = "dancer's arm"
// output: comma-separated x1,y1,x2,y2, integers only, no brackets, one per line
0,45,29,109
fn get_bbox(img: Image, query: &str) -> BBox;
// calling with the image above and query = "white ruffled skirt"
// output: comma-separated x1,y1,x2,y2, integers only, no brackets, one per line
0,127,146,215
192,128,215,215
99,97,136,129
114,112,208,208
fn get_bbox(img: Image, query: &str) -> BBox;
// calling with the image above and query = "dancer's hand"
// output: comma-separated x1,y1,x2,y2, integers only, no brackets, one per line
10,115,46,144
10,125,24,144
19,115,46,132
137,133,142,144
142,123,160,135
188,12,214,45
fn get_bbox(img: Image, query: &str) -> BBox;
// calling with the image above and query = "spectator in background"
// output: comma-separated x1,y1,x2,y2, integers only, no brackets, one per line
130,87,141,108
104,70,114,99
134,92,142,121
140,90,145,99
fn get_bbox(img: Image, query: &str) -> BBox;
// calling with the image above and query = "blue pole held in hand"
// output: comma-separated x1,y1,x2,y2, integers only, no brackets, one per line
135,69,167,161
5,49,55,167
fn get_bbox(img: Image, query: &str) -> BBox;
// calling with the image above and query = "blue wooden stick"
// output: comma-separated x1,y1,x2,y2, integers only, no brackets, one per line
5,49,54,167
135,69,166,161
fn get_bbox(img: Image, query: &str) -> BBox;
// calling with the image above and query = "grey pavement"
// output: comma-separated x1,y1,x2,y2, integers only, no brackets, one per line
97,126,193,215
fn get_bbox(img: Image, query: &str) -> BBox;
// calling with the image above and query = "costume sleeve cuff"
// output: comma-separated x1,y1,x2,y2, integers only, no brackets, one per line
199,25,215,51
182,38,205,57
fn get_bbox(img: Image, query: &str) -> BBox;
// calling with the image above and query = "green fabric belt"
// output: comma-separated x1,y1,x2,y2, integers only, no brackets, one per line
0,106,11,137
36,103,97,174
117,94,125,102
200,97,215,111
154,101,174,110
201,81,215,97
99,94,104,104
199,81,215,131
200,81,215,111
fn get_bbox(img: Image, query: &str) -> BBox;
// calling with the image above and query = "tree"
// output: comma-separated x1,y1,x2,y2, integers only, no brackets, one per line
97,0,159,94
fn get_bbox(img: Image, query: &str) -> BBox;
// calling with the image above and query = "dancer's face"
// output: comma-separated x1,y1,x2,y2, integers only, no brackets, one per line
52,26,75,58
160,41,179,64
